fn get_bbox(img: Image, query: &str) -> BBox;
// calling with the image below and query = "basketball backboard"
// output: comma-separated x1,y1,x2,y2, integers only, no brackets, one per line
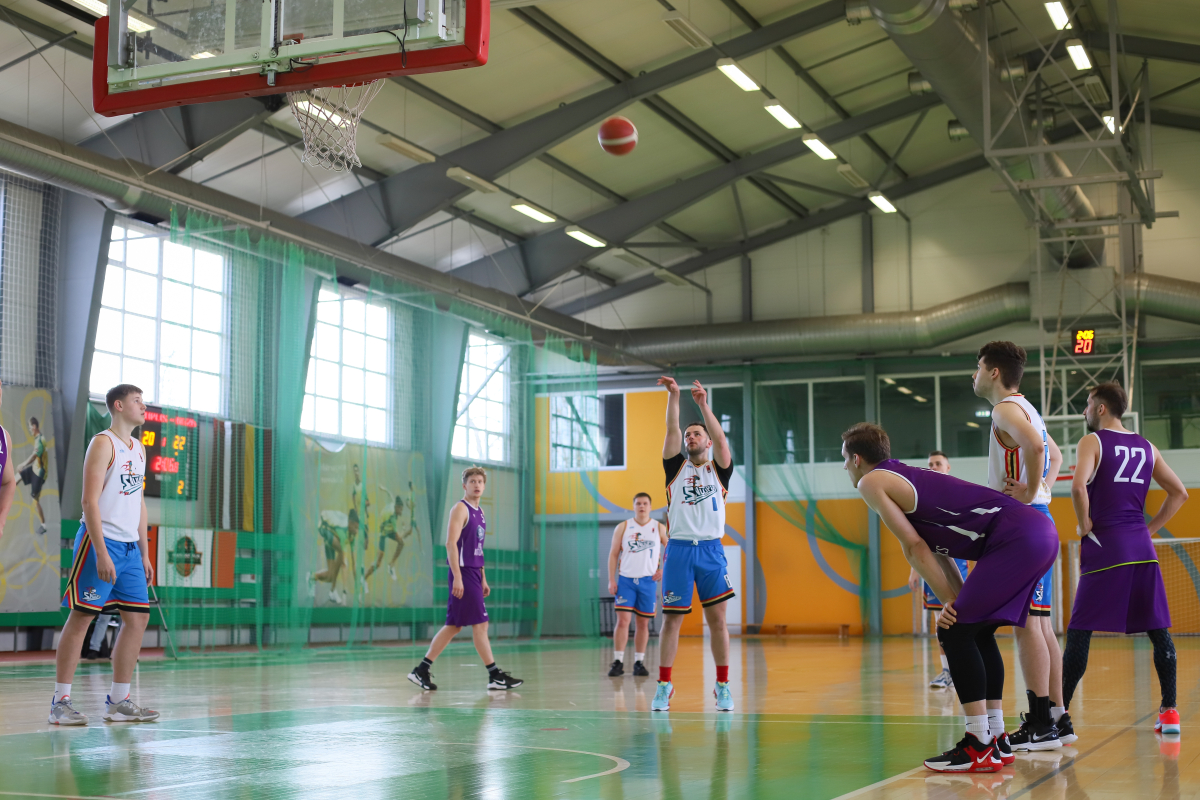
93,0,488,116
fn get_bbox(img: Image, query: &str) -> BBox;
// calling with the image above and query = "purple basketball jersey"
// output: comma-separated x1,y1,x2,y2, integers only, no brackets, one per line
1082,429,1158,574
453,500,486,568
873,460,1029,560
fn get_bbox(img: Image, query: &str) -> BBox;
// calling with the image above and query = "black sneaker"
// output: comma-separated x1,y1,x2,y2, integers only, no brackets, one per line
407,665,437,691
924,733,1003,773
1056,712,1078,745
994,731,1015,765
607,659,624,677
487,670,524,690
632,660,650,677
1008,712,1062,751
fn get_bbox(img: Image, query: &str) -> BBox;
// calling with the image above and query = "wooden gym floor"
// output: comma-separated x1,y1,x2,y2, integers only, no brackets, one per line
0,635,1192,799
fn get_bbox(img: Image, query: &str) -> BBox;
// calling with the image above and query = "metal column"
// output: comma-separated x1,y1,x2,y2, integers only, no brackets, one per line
741,368,758,632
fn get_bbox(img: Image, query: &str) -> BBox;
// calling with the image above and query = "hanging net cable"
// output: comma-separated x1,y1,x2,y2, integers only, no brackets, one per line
287,81,384,172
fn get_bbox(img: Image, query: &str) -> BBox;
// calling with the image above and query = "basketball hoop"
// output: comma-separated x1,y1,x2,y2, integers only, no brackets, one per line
287,81,385,172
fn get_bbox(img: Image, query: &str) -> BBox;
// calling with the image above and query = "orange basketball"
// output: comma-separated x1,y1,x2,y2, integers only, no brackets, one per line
598,116,638,156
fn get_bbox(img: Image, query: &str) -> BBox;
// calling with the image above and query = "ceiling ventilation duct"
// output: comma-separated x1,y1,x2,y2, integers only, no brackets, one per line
863,0,1104,268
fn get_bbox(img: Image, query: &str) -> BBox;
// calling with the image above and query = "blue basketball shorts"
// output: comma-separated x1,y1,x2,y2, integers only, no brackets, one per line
661,538,734,614
923,558,970,610
62,524,149,615
1029,503,1055,616
614,574,657,618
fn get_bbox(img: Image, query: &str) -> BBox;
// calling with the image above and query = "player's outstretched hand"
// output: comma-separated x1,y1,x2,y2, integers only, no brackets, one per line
657,376,679,395
690,380,708,406
937,599,958,629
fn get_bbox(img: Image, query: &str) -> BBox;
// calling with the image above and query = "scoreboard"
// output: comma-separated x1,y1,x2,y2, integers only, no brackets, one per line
1072,328,1096,355
136,407,199,500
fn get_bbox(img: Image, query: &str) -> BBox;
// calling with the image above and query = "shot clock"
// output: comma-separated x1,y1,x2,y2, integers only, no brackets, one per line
136,407,199,499
1072,328,1096,355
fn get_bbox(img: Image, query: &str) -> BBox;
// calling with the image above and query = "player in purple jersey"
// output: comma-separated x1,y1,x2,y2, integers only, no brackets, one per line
843,423,1059,773
0,381,17,539
407,467,523,692
1064,382,1189,739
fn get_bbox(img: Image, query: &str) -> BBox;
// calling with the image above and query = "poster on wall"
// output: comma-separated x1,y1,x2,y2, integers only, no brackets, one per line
298,438,433,609
0,387,62,613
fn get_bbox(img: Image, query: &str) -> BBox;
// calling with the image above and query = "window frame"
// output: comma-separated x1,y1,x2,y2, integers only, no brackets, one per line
90,222,230,416
301,282,394,446
548,390,627,472
452,331,512,466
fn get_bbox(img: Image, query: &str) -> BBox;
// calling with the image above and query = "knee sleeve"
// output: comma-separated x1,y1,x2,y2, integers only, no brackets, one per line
1148,628,1177,709
975,624,1005,700
939,622,994,706
1062,628,1093,710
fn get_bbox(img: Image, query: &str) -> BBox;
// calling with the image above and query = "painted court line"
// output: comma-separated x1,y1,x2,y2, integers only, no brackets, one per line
0,793,107,800
439,742,631,783
830,766,926,799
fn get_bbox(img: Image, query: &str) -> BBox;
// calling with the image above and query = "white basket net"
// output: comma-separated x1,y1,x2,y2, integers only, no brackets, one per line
287,81,384,172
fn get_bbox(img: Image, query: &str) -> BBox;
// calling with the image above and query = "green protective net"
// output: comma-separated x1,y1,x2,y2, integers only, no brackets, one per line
85,209,599,654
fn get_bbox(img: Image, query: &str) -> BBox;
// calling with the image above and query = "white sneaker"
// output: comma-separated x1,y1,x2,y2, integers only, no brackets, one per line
48,697,87,725
328,589,344,605
929,668,953,690
103,695,159,722
388,565,397,581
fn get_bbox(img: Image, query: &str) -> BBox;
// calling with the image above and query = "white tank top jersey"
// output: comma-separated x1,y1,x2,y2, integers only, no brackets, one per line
618,518,661,578
83,430,146,543
664,455,733,542
987,394,1053,506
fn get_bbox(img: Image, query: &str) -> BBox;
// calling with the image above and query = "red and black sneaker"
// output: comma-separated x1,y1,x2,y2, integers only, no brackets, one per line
924,733,1003,773
994,731,1016,766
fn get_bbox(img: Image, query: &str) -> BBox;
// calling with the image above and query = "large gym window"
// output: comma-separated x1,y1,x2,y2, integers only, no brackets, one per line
550,393,625,471
301,285,391,443
453,333,510,464
91,224,227,414
879,376,937,459
1142,361,1200,451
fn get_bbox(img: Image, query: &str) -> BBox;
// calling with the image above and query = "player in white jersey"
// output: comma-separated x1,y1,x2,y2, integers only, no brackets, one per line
606,491,668,677
974,342,1065,751
652,377,736,713
50,384,159,726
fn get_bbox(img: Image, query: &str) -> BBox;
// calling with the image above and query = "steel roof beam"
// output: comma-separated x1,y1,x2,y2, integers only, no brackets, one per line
449,93,940,294
555,155,989,316
296,1,843,245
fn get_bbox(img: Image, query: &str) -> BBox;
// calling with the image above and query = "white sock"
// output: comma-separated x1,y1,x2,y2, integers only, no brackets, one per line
1051,705,1066,723
988,708,1005,735
53,683,71,703
110,682,130,703
940,654,949,670
966,714,993,744
635,652,645,662
614,650,623,662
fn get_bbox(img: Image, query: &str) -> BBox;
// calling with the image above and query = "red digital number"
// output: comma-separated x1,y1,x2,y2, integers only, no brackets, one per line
151,456,180,474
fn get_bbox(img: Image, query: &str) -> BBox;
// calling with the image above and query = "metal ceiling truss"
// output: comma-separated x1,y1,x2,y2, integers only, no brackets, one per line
447,93,940,295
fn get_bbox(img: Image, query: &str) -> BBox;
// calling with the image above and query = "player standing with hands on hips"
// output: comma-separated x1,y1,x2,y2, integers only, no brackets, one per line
652,377,737,713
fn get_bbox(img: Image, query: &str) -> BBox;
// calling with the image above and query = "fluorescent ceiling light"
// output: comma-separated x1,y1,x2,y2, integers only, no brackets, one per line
896,386,913,395
71,0,155,31
294,100,347,129
511,201,555,224
966,421,980,428
191,51,217,59
716,58,759,91
883,377,895,385
1065,38,1092,70
763,99,802,129
653,268,691,287
1102,113,1117,133
802,133,836,160
565,225,606,248
445,167,500,193
614,249,657,269
377,134,436,163
1044,2,1071,30
662,11,711,49
974,410,991,417
837,163,869,189
914,396,928,403
868,191,897,213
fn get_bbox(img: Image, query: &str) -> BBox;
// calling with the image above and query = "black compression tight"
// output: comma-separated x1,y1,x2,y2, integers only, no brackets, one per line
1063,628,1176,710
937,621,1005,705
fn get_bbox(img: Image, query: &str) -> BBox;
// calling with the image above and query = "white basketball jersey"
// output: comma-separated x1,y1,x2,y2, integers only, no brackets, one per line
665,457,729,542
987,394,1052,506
618,518,661,578
83,430,146,542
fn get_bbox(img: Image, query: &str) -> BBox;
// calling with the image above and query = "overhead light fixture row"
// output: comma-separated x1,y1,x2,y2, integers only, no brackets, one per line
446,167,500,193
716,58,759,91
377,134,437,164
837,163,869,189
565,225,606,248
763,99,802,129
802,133,837,160
1065,38,1092,70
1044,2,1072,30
868,191,897,213
662,11,712,49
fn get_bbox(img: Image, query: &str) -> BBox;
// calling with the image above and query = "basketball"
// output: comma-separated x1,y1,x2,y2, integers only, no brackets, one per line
598,116,638,156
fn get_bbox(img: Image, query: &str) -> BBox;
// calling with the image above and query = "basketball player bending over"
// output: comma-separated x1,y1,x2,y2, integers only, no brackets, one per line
1063,382,1188,739
845,422,1058,772
407,467,522,691
51,384,159,725
652,377,736,713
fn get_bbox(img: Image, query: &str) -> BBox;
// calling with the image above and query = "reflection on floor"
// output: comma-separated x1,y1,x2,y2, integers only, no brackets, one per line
0,635,1192,798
